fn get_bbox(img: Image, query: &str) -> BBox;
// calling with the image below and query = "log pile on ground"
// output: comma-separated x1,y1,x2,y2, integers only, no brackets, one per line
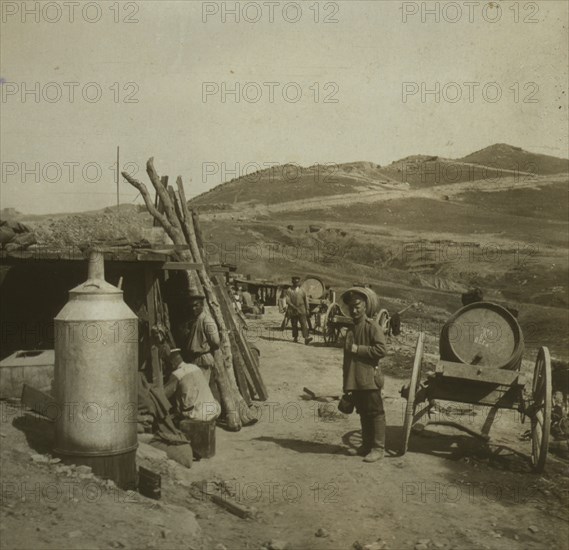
123,158,267,431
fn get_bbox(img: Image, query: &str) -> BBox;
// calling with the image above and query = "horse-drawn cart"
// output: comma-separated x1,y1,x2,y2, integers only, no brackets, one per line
401,302,552,472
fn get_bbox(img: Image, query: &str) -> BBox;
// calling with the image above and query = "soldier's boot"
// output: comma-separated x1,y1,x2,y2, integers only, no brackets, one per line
348,416,372,456
363,414,386,463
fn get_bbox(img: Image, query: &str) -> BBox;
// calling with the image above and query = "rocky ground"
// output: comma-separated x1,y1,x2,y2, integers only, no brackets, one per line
1,308,568,550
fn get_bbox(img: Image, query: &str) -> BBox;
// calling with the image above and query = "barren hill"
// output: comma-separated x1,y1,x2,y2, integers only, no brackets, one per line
190,144,569,210
378,155,515,187
190,162,403,210
460,143,569,175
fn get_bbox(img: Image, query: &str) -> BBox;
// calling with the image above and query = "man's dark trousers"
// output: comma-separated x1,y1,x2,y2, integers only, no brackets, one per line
291,313,309,340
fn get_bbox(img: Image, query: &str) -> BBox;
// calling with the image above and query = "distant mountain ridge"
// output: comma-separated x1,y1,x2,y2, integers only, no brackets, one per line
190,143,569,208
460,143,569,175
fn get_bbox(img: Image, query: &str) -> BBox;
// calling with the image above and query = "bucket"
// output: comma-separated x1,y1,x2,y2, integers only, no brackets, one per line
179,419,216,459
439,302,524,370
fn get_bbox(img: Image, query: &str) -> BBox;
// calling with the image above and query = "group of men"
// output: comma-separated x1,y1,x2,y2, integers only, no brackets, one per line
233,284,264,315
158,290,222,422
163,277,386,463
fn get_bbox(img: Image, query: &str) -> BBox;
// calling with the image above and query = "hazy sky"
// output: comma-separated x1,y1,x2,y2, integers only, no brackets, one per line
1,0,568,214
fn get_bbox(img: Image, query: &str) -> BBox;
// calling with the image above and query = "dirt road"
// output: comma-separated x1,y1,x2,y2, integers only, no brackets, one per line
1,308,568,550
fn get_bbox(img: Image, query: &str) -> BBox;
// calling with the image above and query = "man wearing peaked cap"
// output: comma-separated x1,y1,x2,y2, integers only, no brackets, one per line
285,276,313,345
341,287,387,463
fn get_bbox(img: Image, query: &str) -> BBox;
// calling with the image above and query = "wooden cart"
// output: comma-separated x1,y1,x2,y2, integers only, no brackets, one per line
322,286,391,346
322,302,390,345
301,276,331,333
401,302,552,473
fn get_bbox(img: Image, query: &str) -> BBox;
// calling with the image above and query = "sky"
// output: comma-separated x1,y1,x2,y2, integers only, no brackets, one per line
1,0,568,214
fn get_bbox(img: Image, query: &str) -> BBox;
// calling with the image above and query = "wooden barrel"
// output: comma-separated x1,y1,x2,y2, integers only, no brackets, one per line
340,287,381,318
439,302,524,370
301,276,326,299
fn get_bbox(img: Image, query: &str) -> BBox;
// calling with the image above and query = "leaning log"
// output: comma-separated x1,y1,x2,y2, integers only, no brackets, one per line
122,161,259,430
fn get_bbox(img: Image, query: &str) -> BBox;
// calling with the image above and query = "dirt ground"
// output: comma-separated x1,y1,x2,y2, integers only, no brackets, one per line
1,307,568,550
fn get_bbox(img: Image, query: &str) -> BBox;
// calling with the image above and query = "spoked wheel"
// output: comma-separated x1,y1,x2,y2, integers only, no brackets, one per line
323,302,342,345
402,332,425,455
530,347,552,473
314,311,322,331
375,309,391,336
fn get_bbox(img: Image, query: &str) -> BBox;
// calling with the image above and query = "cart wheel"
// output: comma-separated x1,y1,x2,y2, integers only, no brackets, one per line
530,346,552,473
402,332,425,455
375,309,390,335
314,310,322,330
323,302,341,345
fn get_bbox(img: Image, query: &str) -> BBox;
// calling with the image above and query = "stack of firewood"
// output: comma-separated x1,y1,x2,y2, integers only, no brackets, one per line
123,158,267,431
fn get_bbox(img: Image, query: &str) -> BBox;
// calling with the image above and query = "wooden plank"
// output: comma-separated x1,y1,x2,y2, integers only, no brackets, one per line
137,245,191,252
191,209,207,265
213,281,254,403
213,276,267,401
160,262,203,271
0,248,180,265
231,338,253,405
222,290,264,397
435,360,526,387
216,286,253,404
429,380,521,409
234,326,267,400
144,267,163,391
193,481,256,519
154,276,176,349
137,252,174,262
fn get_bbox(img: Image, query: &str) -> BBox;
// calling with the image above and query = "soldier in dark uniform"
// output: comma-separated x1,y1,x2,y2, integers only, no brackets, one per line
342,288,387,462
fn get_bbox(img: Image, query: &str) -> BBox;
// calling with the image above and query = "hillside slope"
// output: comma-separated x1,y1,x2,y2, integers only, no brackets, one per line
461,143,569,175
190,144,569,209
191,162,402,209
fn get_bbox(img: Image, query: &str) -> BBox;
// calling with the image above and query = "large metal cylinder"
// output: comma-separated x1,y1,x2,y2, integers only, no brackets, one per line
53,251,138,457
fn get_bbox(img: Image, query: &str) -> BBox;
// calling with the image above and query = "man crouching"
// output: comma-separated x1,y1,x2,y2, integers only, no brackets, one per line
342,288,387,462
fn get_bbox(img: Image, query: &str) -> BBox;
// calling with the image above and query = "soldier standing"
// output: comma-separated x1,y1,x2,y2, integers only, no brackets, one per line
286,276,313,345
342,288,387,462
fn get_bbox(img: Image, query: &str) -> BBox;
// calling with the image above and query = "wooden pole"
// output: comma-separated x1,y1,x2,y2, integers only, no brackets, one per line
116,146,120,212
122,161,263,429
